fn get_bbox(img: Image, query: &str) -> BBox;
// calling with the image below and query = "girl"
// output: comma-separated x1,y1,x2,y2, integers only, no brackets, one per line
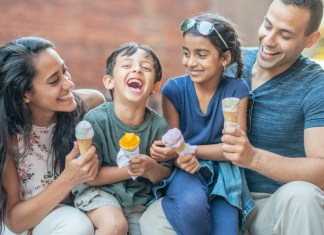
0,36,102,235
141,13,254,235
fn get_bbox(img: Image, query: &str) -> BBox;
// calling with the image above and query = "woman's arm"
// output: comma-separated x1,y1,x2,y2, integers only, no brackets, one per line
4,143,98,233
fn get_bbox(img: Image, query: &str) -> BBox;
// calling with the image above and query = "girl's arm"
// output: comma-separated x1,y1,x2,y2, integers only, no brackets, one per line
196,96,248,161
4,143,98,233
162,95,180,129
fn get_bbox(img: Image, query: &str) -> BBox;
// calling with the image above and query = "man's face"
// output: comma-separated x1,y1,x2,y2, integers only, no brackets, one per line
256,0,313,75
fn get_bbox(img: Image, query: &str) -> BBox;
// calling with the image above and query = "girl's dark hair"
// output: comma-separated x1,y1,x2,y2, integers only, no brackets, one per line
183,13,243,78
0,36,85,232
105,42,162,99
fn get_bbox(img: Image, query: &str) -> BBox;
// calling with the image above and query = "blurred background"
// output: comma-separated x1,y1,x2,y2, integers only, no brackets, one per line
1,0,323,113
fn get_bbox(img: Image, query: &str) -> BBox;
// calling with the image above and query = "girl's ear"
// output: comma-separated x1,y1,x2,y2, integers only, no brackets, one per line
151,81,161,95
222,50,232,68
103,75,114,90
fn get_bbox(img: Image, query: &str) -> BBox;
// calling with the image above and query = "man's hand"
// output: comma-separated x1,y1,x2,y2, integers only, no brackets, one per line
221,127,256,168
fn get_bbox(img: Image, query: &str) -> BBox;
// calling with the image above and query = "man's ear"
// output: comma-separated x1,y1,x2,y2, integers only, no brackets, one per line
151,81,161,95
222,51,232,68
103,75,114,90
305,31,321,48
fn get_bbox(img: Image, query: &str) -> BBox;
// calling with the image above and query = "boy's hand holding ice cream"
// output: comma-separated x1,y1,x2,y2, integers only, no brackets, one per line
75,120,94,155
162,128,196,157
117,133,140,168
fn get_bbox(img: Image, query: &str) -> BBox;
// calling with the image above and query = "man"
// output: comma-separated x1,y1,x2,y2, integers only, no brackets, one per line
222,0,324,234
140,0,324,234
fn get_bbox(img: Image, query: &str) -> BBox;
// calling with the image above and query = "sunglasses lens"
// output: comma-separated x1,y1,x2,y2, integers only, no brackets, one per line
197,21,213,35
180,18,196,32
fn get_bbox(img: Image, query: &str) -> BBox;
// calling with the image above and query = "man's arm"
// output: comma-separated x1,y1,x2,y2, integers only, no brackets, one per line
222,126,324,190
74,89,106,110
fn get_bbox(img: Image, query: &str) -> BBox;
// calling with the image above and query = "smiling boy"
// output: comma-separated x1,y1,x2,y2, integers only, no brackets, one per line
72,42,171,235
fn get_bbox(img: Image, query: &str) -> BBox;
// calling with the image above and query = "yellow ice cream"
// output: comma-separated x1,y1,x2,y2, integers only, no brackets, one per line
119,133,140,151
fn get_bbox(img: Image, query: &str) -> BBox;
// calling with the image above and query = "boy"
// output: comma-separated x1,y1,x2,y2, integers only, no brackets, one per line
73,42,172,235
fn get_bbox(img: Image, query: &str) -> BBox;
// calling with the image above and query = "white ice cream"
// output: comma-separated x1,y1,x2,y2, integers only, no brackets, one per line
75,120,94,139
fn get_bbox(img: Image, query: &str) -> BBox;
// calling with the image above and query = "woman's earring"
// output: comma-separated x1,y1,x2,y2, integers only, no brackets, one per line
25,99,30,103
223,64,227,71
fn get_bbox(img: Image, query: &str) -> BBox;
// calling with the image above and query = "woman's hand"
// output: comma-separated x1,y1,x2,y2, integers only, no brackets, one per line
62,142,99,187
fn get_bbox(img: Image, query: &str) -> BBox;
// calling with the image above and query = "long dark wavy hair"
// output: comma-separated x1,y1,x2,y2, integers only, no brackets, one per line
0,36,85,232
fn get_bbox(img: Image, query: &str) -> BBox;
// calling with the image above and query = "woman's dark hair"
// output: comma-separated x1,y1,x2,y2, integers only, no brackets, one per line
0,36,85,232
105,42,162,99
183,13,243,78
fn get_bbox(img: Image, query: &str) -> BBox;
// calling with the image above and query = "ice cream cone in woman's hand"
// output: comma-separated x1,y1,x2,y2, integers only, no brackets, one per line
75,120,94,155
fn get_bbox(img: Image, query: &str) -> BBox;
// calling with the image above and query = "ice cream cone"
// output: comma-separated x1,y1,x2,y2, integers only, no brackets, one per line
222,97,240,128
75,120,94,156
77,138,93,155
174,140,186,154
119,133,140,152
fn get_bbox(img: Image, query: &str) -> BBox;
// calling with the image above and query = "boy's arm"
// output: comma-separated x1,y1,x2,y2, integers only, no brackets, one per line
128,155,172,184
86,166,131,185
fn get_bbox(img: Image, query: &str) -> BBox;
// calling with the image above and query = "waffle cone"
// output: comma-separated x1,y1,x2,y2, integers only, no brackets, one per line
77,138,92,155
174,141,186,154
223,111,238,124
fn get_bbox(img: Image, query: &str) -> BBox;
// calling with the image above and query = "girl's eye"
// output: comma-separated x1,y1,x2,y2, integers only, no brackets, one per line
182,51,190,57
198,53,207,58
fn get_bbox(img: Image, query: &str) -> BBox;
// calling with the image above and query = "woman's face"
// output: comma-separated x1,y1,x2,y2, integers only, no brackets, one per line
24,48,76,125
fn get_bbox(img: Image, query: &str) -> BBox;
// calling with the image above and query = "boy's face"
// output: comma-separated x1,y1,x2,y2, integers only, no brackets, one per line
104,49,159,104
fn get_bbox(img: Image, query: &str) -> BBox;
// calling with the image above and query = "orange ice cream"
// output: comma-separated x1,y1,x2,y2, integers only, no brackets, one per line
119,133,140,151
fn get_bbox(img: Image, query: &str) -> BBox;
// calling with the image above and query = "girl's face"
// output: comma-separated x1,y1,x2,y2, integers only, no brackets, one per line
24,48,76,125
182,33,227,85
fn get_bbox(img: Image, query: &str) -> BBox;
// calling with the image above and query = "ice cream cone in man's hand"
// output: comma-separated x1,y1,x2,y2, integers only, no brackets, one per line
222,97,240,128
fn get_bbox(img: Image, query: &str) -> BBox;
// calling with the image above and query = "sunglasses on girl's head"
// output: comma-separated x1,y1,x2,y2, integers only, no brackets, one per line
180,18,229,49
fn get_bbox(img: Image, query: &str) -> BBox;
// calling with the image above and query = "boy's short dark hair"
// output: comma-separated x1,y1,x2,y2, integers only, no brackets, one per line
105,42,162,82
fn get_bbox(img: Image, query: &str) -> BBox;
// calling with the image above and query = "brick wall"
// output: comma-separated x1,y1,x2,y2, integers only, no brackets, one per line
0,0,207,99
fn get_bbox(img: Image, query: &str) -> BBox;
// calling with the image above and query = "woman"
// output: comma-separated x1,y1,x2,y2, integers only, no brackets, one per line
0,36,103,235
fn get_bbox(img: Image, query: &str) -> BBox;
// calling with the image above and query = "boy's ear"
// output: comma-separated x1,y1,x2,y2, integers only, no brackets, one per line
222,51,232,68
103,75,114,90
151,81,161,95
